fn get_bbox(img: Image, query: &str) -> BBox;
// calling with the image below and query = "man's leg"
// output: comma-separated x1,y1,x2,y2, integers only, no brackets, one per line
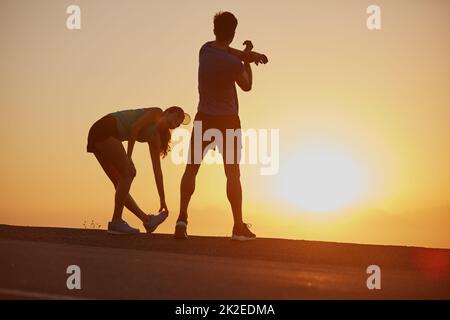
222,123,256,240
174,163,201,239
224,163,255,240
224,164,243,227
177,113,206,224
178,163,201,223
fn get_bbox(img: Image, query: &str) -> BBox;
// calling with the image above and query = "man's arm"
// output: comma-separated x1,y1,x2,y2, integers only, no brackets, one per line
228,47,268,65
236,61,252,92
228,47,247,61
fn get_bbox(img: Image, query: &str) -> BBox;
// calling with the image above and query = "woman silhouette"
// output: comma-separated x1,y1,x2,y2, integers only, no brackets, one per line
87,106,190,234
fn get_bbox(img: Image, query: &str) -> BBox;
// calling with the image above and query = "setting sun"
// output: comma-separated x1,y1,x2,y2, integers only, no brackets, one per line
278,146,365,213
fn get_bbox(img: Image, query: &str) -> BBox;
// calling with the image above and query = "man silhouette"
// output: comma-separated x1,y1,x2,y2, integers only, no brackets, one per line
174,11,268,240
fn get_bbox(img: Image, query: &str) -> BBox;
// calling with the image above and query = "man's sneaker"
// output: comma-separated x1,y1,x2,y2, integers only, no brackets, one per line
174,220,188,240
107,220,140,235
231,223,256,241
144,210,168,234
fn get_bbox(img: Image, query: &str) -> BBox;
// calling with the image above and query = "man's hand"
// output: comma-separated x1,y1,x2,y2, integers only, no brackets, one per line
242,51,268,65
243,40,254,52
250,52,268,65
241,41,268,65
228,43,268,66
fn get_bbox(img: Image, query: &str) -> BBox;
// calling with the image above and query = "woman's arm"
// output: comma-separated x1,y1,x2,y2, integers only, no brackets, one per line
127,108,162,158
148,135,168,212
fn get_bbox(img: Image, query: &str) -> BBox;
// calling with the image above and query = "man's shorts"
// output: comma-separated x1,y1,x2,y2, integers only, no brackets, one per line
188,111,242,167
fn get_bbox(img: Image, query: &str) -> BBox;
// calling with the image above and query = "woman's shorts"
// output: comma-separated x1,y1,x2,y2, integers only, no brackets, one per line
86,114,119,153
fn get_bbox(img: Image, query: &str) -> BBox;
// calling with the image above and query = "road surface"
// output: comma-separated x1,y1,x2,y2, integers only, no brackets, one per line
0,224,449,299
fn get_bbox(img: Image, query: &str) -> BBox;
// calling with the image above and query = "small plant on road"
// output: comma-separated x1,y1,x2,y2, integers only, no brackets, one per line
82,220,102,230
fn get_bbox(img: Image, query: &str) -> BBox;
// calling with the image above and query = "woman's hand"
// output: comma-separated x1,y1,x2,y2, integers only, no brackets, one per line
159,199,169,214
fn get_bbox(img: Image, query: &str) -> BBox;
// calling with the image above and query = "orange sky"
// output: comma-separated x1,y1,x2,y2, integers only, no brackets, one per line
0,0,449,248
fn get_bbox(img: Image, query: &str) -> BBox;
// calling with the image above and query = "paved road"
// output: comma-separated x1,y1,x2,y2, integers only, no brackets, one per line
0,225,449,299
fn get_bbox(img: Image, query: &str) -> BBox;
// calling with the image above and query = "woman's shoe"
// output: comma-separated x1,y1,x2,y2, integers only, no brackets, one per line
144,210,168,234
107,220,140,235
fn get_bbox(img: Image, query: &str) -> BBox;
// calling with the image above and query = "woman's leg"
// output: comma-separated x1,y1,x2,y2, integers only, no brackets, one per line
93,151,148,223
124,195,147,222
93,137,136,223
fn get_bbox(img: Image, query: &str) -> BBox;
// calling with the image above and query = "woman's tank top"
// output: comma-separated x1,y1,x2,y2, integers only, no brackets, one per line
111,108,158,142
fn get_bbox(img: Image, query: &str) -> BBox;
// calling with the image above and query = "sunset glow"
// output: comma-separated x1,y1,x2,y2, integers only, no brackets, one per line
0,0,449,248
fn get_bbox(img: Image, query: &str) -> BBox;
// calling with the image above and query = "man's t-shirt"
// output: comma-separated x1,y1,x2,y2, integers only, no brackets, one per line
197,42,244,116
